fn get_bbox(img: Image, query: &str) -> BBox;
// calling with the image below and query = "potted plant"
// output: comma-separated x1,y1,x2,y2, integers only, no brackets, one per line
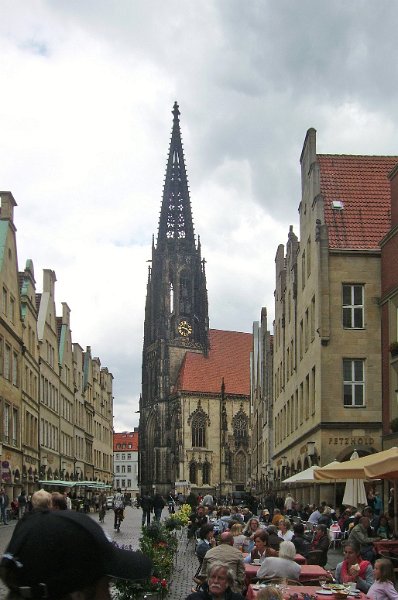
389,341,398,357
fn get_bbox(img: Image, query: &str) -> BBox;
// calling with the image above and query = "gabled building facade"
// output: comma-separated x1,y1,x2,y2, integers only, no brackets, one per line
140,104,252,496
271,130,397,503
0,191,114,497
113,430,139,495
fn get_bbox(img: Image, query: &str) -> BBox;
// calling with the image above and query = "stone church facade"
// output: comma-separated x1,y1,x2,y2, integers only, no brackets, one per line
139,104,252,496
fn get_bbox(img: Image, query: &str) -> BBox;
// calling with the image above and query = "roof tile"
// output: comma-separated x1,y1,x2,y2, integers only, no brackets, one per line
318,154,398,250
175,328,252,396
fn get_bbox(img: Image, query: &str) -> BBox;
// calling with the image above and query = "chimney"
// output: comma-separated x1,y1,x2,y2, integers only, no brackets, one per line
0,192,17,227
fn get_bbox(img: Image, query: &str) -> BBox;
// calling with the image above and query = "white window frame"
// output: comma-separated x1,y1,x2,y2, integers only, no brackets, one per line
343,284,364,329
343,358,365,407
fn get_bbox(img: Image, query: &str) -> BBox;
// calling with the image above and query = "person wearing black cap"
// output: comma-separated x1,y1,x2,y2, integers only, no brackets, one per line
0,509,152,599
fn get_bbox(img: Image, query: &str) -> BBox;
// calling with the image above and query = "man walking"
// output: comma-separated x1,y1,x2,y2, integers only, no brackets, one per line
153,492,165,521
17,490,27,519
0,488,9,525
141,490,153,526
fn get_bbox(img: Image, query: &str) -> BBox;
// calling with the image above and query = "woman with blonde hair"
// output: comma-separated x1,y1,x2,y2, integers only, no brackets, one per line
230,522,248,551
257,586,283,600
278,518,294,541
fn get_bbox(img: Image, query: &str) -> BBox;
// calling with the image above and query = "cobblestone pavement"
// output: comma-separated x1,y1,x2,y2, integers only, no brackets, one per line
0,508,343,599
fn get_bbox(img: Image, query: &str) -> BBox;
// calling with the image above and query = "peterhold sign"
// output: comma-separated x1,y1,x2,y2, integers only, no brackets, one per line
328,436,374,446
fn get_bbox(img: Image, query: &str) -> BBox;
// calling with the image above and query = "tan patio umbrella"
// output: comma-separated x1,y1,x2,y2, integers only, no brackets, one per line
314,447,398,530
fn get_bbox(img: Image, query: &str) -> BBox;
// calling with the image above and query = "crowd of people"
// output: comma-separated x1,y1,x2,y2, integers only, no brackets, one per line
183,490,398,600
1,487,398,599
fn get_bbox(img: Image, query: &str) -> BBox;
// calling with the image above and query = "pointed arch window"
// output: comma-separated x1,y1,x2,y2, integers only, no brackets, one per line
189,462,197,485
234,452,246,483
202,462,211,485
233,410,249,449
192,411,207,448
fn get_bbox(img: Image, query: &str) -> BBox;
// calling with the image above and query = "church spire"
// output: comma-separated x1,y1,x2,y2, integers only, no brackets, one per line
157,102,195,248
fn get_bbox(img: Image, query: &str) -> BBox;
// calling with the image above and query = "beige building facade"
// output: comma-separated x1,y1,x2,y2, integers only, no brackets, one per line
0,192,114,499
256,130,397,505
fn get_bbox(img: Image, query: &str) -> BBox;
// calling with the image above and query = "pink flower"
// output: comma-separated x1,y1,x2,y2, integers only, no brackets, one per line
161,579,167,588
151,576,160,585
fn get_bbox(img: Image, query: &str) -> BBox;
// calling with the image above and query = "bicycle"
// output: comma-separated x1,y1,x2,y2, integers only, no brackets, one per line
114,507,124,532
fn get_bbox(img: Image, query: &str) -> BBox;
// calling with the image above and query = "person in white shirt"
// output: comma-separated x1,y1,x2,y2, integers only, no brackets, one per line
278,518,294,541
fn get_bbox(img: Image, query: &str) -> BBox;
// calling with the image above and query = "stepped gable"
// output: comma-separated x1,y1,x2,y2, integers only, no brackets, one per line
175,328,252,396
318,154,398,250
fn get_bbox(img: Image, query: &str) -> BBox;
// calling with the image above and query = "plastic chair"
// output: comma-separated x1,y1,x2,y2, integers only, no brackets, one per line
328,523,342,549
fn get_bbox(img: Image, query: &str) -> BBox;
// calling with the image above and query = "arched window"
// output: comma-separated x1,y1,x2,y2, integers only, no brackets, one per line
192,412,206,448
189,462,197,485
202,462,210,485
234,452,246,483
233,410,248,449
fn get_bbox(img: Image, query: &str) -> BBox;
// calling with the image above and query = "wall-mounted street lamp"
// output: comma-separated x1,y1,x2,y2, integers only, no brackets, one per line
40,456,48,478
307,441,317,465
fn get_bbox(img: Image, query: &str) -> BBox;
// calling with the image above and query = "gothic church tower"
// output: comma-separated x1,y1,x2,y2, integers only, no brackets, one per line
140,103,209,492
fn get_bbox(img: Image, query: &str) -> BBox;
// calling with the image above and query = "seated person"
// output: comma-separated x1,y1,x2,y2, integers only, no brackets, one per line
267,524,282,551
367,558,398,600
278,518,294,541
196,524,216,563
310,524,330,567
257,540,301,581
189,505,209,539
259,509,272,525
199,532,245,593
291,522,311,558
186,561,245,600
335,540,374,593
318,506,333,528
271,508,285,527
243,517,262,552
244,530,277,564
348,516,380,563
376,514,393,540
230,522,248,551
256,586,283,600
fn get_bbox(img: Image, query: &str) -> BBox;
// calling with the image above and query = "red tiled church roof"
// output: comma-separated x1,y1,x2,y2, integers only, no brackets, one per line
175,328,252,396
318,154,398,250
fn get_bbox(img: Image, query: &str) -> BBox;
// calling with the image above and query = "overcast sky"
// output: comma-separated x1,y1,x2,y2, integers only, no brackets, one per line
1,1,398,431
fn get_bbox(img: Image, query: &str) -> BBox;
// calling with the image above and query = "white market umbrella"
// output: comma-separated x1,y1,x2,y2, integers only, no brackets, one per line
342,451,367,508
283,461,340,484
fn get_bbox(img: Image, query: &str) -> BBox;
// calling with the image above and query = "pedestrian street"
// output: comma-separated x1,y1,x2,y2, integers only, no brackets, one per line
0,505,199,600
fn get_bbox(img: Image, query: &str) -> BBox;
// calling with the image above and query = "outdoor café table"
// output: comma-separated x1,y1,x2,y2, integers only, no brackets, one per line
244,564,328,587
373,539,398,556
246,585,367,600
243,553,306,564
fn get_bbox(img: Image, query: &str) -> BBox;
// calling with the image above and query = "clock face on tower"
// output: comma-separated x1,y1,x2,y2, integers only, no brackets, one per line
178,320,192,337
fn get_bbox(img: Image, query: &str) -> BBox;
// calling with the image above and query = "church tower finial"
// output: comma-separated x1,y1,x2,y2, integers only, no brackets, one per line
157,102,194,247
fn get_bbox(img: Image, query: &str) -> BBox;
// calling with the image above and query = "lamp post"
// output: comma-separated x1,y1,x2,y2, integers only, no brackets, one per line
307,441,317,465
40,456,48,480
281,456,287,481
